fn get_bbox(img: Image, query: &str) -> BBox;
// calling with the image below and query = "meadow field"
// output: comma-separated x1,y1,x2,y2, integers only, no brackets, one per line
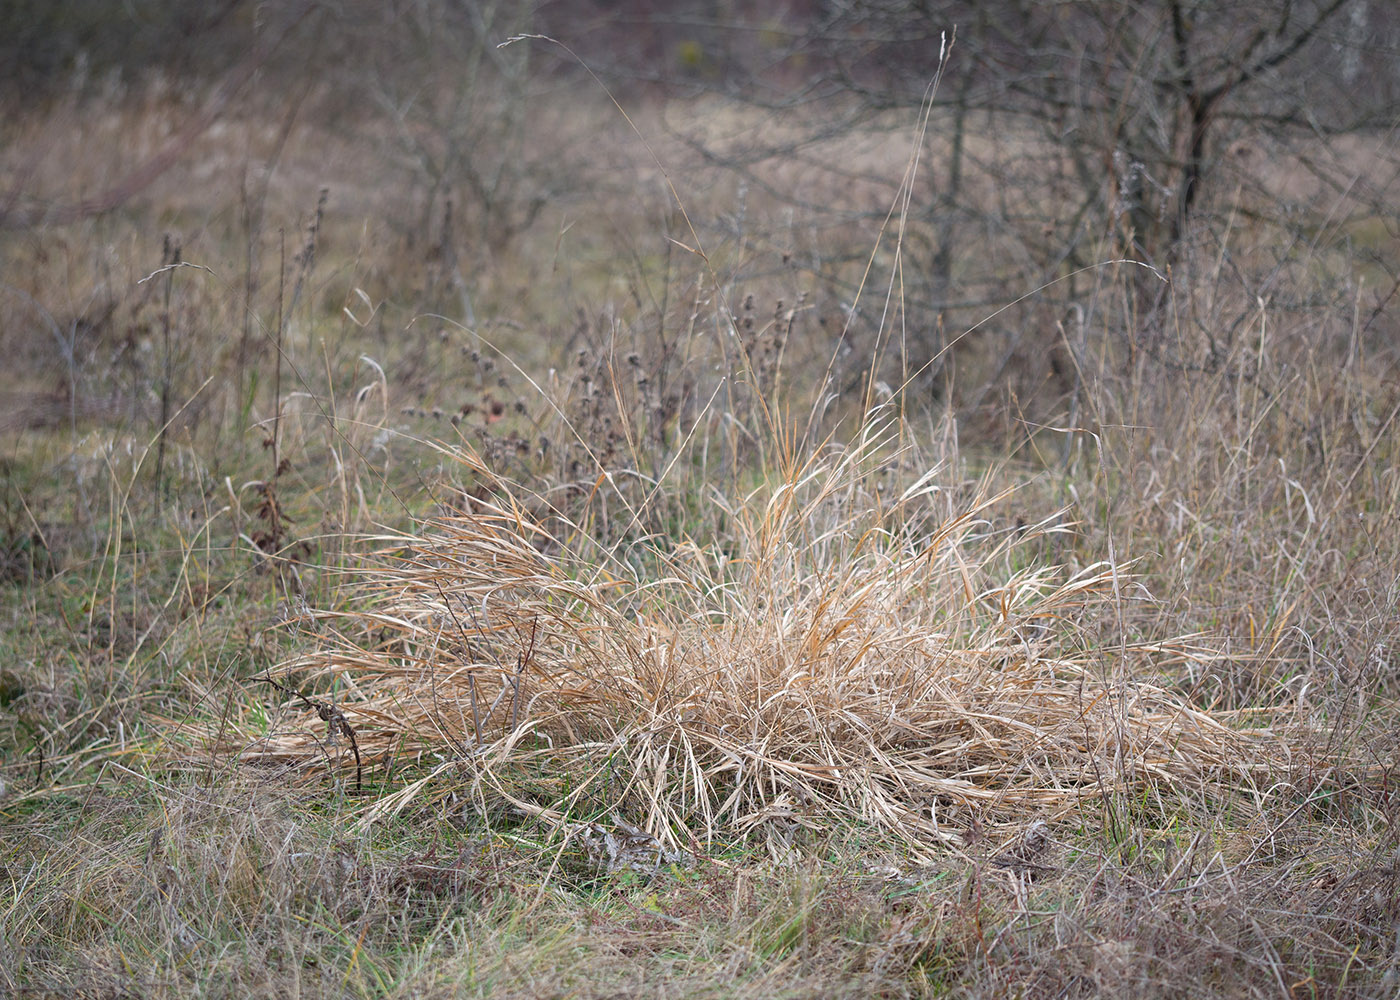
2,22,1400,997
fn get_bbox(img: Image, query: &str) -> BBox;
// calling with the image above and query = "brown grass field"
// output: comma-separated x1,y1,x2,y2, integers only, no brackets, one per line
2,49,1399,998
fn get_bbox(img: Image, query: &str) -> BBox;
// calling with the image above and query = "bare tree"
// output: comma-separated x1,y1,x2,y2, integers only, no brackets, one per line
575,0,1399,404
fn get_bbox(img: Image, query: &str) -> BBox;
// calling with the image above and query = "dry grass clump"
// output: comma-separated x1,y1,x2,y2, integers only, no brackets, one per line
215,397,1297,854
7,43,1399,996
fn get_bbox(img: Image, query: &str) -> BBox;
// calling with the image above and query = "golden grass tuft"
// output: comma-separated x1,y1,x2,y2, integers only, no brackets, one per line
210,404,1299,854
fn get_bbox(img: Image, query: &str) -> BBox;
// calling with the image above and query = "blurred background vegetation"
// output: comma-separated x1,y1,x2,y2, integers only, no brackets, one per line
5,0,1395,403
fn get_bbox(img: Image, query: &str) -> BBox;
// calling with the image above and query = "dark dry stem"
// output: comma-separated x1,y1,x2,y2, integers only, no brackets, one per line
261,673,362,792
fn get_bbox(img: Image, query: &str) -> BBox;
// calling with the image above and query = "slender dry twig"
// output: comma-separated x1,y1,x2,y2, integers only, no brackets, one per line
262,674,362,793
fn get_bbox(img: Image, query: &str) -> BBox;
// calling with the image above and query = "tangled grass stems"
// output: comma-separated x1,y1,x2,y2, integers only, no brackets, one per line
202,399,1298,858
